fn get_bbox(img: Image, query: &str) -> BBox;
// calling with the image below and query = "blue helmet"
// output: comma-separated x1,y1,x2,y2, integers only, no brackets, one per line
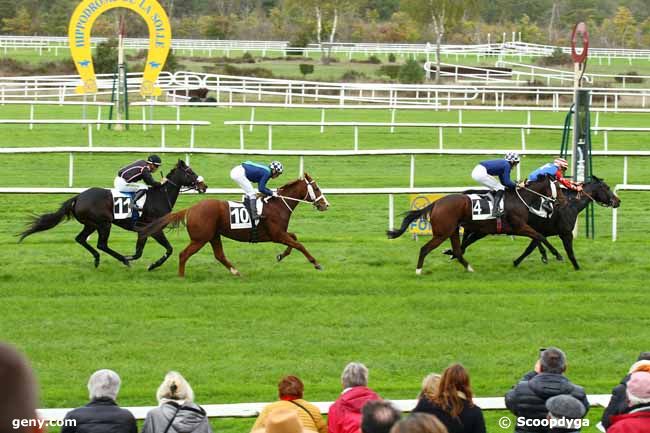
269,161,283,175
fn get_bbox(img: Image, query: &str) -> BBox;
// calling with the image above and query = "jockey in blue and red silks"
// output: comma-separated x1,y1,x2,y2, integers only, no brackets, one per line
528,158,583,192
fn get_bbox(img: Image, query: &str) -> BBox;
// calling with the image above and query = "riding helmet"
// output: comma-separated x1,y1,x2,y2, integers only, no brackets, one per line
269,161,284,175
504,151,520,164
554,158,569,169
147,154,162,166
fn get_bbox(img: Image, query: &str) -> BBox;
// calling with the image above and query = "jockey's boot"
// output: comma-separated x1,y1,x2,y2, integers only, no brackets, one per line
492,190,505,217
244,197,260,242
132,189,147,214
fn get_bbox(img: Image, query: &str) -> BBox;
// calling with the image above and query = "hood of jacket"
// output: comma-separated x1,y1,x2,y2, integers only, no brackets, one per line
159,401,207,433
338,386,381,413
527,373,578,400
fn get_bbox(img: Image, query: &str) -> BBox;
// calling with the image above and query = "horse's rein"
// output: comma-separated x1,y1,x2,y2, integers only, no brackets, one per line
275,179,328,212
515,180,558,211
577,188,613,207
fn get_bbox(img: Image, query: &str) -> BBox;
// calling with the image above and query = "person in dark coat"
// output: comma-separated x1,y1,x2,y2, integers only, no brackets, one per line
601,352,650,429
505,348,589,433
545,395,586,432
412,363,485,433
62,369,136,433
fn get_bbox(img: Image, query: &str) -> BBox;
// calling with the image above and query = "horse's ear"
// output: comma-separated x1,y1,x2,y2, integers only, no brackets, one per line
177,159,185,167
592,175,602,182
303,172,312,181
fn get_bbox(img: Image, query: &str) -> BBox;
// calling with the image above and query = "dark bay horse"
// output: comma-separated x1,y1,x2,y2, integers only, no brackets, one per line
448,176,621,270
387,177,563,274
19,160,207,269
139,173,329,277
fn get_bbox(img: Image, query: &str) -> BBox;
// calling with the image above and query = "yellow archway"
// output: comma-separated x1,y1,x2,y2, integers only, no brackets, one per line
68,0,172,97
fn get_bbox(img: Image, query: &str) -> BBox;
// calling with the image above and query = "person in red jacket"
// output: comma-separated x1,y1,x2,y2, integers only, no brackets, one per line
328,362,381,433
608,371,650,433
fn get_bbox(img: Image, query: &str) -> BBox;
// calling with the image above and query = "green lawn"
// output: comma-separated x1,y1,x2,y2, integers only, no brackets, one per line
0,104,648,433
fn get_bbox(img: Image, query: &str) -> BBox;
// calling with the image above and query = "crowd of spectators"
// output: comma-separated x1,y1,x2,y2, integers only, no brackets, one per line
2,343,650,433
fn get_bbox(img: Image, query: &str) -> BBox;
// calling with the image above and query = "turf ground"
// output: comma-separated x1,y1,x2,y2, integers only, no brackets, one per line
0,103,648,433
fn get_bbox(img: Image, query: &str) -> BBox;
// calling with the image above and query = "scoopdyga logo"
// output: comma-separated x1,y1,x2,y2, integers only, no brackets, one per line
68,0,172,96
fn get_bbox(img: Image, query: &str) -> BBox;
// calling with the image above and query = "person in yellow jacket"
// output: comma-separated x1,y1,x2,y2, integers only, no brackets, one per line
251,375,327,433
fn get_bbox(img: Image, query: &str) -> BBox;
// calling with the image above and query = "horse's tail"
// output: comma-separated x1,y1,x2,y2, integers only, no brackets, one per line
18,196,77,242
386,202,435,239
139,208,189,237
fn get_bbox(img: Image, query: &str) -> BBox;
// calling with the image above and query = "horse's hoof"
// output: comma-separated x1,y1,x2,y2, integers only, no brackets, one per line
123,259,131,268
94,258,100,268
466,265,474,273
276,254,283,262
556,255,564,262
314,264,323,271
230,267,240,276
442,249,452,256
513,260,520,267
541,256,548,264
147,263,157,271
415,268,422,275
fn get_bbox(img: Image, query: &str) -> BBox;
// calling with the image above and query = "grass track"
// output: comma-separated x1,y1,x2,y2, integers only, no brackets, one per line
0,104,648,433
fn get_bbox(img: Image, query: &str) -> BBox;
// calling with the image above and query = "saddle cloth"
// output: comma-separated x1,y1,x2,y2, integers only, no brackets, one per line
467,193,501,221
228,200,265,229
111,188,147,220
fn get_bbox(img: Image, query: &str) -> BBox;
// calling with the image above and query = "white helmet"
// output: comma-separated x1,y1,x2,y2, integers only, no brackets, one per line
504,152,520,164
269,161,283,175
554,158,569,170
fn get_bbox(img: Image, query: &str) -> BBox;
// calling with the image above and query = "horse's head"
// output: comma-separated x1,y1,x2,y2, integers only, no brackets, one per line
167,160,208,193
303,173,329,211
585,176,620,208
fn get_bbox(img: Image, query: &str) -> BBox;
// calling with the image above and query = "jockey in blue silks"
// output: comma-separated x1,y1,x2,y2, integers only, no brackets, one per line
230,160,284,228
471,152,520,217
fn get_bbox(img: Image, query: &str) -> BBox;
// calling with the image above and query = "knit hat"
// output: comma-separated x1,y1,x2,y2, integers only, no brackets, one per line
252,409,317,433
546,395,586,419
627,371,650,400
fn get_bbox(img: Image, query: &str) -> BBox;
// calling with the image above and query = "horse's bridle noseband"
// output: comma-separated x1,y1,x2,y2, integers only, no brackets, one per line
277,178,329,212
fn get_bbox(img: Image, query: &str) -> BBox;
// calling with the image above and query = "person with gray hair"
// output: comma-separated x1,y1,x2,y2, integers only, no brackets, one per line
61,369,136,433
142,371,212,433
505,347,589,433
545,395,586,432
607,371,650,433
328,362,381,433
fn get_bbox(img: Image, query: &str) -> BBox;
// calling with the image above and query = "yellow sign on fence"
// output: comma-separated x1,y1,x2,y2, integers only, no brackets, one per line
408,194,444,235
68,0,172,96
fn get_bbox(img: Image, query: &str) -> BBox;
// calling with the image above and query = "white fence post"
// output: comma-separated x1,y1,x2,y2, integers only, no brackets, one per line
521,128,526,150
190,126,195,148
612,206,618,241
176,106,180,131
410,154,415,188
458,109,463,133
623,156,628,184
438,127,443,149
87,123,93,147
390,108,396,133
299,155,304,176
354,126,359,151
68,153,74,187
268,125,273,150
161,125,166,148
239,125,244,150
388,194,394,231
320,109,325,133
249,107,255,132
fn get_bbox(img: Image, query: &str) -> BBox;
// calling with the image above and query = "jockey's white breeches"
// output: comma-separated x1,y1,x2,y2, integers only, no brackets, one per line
471,164,505,191
114,176,141,193
230,165,257,199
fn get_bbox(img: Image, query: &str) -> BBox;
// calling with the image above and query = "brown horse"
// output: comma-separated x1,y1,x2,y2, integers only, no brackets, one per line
387,176,563,274
140,173,329,276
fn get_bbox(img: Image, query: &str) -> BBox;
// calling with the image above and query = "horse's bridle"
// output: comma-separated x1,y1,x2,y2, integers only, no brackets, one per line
276,178,329,212
167,166,205,193
577,186,617,208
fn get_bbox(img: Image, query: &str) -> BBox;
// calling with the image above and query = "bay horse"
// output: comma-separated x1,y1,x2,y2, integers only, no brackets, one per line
19,160,207,269
447,176,620,270
386,176,563,274
139,173,329,277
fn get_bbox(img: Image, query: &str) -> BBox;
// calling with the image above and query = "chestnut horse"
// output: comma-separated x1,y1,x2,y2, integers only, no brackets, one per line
387,176,563,274
140,173,329,276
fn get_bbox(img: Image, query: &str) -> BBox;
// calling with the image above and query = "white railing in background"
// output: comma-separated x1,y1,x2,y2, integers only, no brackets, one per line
612,184,650,241
0,147,642,194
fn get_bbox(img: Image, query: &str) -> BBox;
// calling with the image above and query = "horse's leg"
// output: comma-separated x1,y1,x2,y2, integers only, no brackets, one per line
275,232,322,270
450,230,474,272
209,237,239,276
178,240,207,277
559,232,580,270
147,231,174,271
276,232,297,262
513,224,562,263
124,233,148,262
95,222,130,267
416,235,448,275
513,240,540,267
537,243,549,264
75,225,100,268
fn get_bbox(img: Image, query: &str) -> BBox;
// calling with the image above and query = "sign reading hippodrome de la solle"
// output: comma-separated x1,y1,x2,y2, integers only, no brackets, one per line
68,0,171,96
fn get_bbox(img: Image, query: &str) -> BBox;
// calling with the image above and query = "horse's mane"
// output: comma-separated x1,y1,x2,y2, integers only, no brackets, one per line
278,178,304,191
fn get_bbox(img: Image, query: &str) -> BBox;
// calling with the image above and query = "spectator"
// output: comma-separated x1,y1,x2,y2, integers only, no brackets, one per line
61,369,136,433
328,362,381,433
0,343,40,433
142,371,212,433
545,395,586,433
251,408,317,433
505,347,589,433
412,364,485,433
602,352,650,429
361,401,401,433
417,374,441,400
390,413,448,433
607,371,650,433
251,375,326,433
